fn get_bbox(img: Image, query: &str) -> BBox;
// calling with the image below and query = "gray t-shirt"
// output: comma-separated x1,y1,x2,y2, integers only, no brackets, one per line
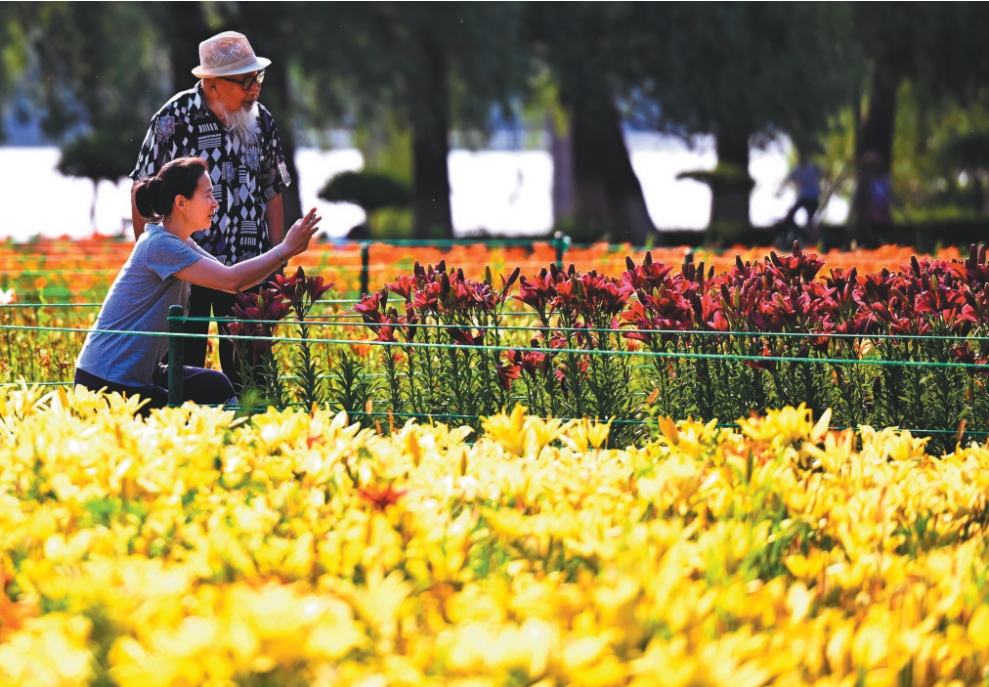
76,224,209,386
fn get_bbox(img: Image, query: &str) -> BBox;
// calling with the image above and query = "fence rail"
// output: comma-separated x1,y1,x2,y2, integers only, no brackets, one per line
1,237,986,454
2,306,984,451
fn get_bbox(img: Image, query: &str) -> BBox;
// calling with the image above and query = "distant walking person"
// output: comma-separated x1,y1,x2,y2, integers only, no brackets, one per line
77,157,321,412
130,31,292,389
783,152,824,228
850,150,892,248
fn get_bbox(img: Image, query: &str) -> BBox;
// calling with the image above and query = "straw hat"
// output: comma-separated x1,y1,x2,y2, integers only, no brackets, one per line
191,31,271,78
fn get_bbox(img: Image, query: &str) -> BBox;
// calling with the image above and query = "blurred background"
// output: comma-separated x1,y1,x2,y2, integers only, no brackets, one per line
2,2,989,247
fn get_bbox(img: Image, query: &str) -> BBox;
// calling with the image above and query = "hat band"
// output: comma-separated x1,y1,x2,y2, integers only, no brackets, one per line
195,54,269,77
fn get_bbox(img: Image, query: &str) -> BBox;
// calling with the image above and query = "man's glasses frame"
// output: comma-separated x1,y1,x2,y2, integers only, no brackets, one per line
219,70,265,91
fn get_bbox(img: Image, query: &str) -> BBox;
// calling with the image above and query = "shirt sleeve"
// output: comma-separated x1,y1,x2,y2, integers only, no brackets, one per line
129,123,158,182
185,238,223,263
260,109,291,202
129,109,177,182
144,232,204,280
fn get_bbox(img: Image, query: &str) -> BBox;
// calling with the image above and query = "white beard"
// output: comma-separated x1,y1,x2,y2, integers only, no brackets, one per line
224,101,261,149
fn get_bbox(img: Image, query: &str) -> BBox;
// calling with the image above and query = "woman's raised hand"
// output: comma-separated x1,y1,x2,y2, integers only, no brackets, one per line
284,208,322,257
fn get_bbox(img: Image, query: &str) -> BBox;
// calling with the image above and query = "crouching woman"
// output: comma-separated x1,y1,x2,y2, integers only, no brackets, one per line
74,156,321,411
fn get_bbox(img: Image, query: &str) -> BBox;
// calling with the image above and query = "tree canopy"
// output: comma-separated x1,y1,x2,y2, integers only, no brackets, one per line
6,2,989,239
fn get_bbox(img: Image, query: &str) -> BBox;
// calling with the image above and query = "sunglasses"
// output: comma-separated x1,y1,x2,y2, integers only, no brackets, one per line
219,70,265,91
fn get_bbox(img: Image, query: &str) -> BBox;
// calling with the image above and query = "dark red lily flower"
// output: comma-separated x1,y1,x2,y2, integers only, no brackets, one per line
524,351,550,378
227,288,291,363
412,281,442,313
856,269,896,307
227,320,277,362
553,367,568,392
950,342,977,366
496,363,521,391
514,272,558,318
708,310,731,332
835,312,880,336
374,325,398,344
402,304,420,342
462,279,499,312
556,272,633,322
499,266,522,302
963,243,989,291
746,344,777,372
231,287,292,323
354,290,388,324
767,246,825,285
622,253,675,293
550,330,569,349
373,308,402,344
506,342,554,379
448,327,485,346
357,484,407,511
386,275,418,303
354,290,403,343
270,266,333,319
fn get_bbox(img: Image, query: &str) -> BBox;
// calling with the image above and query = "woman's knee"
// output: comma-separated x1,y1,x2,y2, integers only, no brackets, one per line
182,366,235,405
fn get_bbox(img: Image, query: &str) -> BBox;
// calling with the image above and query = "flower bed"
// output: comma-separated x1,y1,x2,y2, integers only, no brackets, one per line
1,387,988,685
2,242,987,452
0,238,964,301
346,246,989,451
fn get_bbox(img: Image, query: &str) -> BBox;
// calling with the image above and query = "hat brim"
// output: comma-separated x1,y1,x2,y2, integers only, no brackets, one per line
192,56,271,78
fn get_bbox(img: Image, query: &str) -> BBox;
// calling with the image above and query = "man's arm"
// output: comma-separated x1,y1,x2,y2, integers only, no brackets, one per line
131,183,147,240
265,193,285,246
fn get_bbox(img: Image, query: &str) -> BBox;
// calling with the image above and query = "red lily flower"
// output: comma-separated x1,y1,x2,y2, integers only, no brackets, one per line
496,363,521,391
357,484,407,511
448,327,485,346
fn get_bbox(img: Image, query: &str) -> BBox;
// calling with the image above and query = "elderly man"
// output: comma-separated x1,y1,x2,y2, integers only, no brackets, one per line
130,31,291,389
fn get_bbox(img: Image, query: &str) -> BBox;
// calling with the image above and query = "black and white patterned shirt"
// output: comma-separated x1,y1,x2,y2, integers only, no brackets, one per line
130,83,291,266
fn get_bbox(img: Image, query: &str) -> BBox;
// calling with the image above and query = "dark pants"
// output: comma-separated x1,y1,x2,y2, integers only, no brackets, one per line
74,365,235,416
785,198,819,226
184,284,261,391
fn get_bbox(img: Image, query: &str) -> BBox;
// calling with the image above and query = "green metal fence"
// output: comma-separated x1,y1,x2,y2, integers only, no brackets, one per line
2,235,986,454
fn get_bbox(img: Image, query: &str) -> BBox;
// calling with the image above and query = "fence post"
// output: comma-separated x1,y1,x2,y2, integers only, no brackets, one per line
360,242,370,295
167,304,184,407
553,231,569,269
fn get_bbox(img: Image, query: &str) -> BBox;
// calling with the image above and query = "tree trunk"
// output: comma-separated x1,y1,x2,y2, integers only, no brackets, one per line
711,129,753,227
161,3,209,92
547,114,574,225
853,65,900,244
225,5,304,231
569,81,655,244
261,59,303,228
856,65,898,173
90,180,98,232
409,30,453,240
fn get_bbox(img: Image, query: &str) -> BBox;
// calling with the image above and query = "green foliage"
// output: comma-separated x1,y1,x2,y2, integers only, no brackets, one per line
289,3,527,237
818,82,989,223
677,165,756,194
326,351,377,428
13,2,989,238
354,115,414,183
893,85,989,221
56,130,137,184
367,209,414,240
319,171,411,213
17,3,167,142
630,3,858,155
319,170,414,239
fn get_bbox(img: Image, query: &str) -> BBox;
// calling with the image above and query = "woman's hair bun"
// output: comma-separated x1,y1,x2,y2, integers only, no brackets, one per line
133,157,208,222
134,177,166,220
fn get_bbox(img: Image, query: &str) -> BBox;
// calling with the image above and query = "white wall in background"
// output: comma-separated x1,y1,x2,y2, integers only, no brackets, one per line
0,134,847,241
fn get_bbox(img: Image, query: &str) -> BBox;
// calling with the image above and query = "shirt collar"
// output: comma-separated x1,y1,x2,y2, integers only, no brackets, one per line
189,82,224,127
